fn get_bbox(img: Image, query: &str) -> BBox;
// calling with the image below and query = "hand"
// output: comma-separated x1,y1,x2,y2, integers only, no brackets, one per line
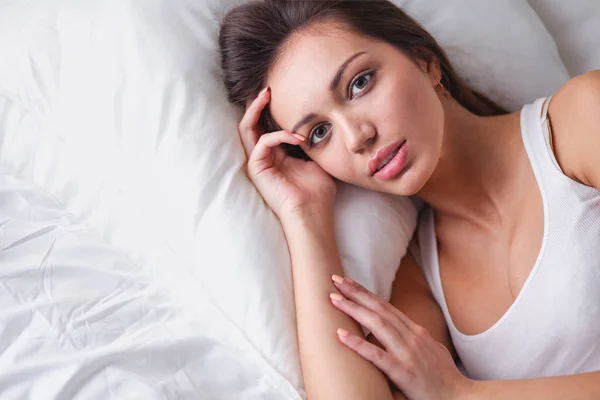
329,275,476,400
238,87,336,220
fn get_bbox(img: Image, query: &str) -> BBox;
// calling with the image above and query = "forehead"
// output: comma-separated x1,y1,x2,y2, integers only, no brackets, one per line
267,24,382,130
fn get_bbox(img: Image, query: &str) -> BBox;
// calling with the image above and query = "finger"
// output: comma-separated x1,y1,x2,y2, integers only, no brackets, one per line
337,328,401,383
367,333,401,392
249,130,305,171
238,87,271,158
333,275,426,337
331,275,411,337
330,293,406,354
366,331,385,350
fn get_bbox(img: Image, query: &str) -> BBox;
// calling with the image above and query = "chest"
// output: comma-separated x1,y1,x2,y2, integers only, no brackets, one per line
436,194,545,336
436,202,600,379
435,183,600,338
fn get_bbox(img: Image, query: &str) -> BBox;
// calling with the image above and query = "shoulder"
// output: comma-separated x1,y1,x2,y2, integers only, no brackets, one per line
547,70,600,188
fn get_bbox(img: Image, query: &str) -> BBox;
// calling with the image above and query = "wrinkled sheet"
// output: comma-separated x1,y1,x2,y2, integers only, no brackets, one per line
0,160,300,399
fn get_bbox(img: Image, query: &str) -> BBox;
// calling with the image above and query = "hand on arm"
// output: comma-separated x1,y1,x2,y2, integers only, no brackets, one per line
329,272,474,400
331,253,600,400
387,251,456,360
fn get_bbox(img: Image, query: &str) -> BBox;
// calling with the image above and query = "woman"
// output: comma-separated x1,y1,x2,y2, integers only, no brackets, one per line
219,1,600,399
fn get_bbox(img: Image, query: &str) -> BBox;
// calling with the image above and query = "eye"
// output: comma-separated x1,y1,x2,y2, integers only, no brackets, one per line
349,71,374,99
308,123,332,148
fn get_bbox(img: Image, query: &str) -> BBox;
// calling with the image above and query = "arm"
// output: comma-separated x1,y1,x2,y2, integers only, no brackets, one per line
545,70,600,189
362,250,454,399
281,208,394,400
471,373,600,400
388,250,456,359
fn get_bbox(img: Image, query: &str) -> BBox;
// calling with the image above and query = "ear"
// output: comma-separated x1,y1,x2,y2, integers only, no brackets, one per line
427,58,443,86
411,47,442,86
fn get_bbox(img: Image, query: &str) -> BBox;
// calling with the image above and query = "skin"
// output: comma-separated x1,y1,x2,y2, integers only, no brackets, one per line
268,22,446,196
239,19,600,400
267,22,541,338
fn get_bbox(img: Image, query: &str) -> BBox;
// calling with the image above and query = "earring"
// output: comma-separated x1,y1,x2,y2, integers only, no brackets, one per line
437,80,450,98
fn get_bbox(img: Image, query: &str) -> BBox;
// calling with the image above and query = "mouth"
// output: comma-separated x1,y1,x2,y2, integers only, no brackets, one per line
369,140,408,181
375,145,401,172
369,140,405,174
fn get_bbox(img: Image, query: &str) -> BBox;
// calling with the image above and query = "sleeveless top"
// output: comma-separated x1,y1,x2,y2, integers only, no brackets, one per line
410,97,600,380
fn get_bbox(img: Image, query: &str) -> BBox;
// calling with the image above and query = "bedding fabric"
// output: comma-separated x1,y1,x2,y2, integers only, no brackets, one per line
0,154,298,399
528,0,600,76
0,0,577,398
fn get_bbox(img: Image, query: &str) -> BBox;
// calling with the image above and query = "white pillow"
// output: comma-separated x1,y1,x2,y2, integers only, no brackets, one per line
527,0,600,77
396,0,570,112
0,0,570,398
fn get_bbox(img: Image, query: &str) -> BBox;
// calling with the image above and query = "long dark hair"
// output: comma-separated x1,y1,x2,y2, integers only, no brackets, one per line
219,0,507,160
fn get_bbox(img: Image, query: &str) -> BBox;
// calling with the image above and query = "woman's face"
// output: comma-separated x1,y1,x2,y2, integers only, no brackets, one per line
267,23,446,196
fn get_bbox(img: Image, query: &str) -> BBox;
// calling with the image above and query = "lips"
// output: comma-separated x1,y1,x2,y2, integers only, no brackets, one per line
369,141,404,176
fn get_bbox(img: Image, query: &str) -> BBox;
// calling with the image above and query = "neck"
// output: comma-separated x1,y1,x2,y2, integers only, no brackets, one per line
417,99,524,228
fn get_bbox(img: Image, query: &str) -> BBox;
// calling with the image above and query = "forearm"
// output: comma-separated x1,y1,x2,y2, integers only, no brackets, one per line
282,209,394,400
473,371,600,400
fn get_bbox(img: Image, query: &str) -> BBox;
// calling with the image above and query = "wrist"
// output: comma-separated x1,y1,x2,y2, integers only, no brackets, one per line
280,205,333,229
459,379,486,400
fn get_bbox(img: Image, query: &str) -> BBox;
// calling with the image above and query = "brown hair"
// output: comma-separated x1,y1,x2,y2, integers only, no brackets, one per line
219,0,507,160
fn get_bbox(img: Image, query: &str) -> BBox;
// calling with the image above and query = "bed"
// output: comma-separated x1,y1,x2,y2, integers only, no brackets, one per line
0,0,598,398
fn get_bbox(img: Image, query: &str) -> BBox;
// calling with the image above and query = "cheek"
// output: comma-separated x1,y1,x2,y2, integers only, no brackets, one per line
371,73,426,132
313,150,359,183
320,152,347,177
380,72,443,143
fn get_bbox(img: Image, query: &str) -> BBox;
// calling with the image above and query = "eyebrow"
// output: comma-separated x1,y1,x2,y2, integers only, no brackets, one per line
291,51,368,133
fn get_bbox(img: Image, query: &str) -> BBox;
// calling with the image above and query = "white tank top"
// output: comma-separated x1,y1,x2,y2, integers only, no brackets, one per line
411,97,600,380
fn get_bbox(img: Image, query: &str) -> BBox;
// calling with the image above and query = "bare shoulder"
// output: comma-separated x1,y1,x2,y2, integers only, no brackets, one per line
553,70,600,110
547,70,600,188
389,248,455,358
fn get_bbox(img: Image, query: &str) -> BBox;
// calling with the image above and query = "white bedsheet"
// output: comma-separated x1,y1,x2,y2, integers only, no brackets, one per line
0,157,299,399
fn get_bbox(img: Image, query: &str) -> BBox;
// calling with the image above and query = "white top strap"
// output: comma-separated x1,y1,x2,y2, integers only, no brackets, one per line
538,96,562,172
540,95,553,122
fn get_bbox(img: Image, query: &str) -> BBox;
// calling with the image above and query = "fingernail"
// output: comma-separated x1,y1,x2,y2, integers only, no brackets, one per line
293,133,306,141
330,293,344,302
331,274,344,284
259,87,268,95
337,328,350,337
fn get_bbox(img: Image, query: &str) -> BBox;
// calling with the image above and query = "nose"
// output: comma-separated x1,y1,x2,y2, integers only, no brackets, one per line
338,115,376,155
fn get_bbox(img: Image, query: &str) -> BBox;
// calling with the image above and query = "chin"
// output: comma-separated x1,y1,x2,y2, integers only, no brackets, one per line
389,167,428,197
